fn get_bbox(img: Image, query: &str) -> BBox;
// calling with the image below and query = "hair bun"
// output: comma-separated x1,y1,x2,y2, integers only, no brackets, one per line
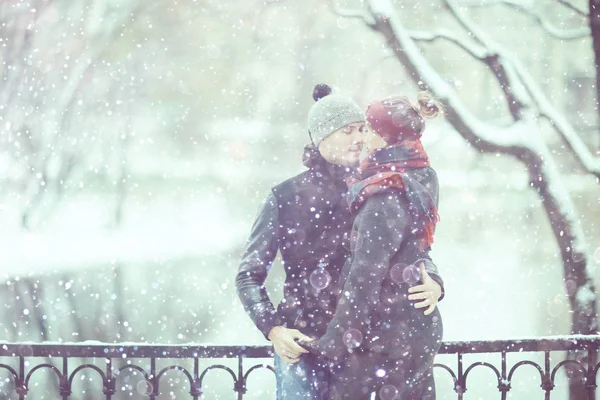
416,91,444,119
312,84,332,102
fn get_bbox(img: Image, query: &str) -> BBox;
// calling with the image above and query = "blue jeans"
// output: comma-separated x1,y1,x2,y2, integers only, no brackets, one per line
274,353,330,400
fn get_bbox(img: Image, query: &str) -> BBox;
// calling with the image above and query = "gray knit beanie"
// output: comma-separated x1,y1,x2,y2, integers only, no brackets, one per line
308,84,364,144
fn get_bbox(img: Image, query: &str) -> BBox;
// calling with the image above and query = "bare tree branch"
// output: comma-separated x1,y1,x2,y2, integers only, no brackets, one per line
327,0,377,28
408,29,489,59
557,0,589,17
366,0,597,337
509,60,600,178
457,0,589,40
414,24,528,120
591,0,600,134
443,0,487,46
458,0,589,17
445,0,600,178
408,29,527,117
361,5,598,398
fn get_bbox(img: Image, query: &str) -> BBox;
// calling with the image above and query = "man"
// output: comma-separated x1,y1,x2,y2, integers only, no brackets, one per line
235,84,444,399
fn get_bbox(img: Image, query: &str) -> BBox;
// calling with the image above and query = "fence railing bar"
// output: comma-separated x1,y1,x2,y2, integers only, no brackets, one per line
0,336,597,399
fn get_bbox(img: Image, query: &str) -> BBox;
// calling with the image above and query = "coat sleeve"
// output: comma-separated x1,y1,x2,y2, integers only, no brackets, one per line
419,167,444,301
306,195,410,361
235,192,282,340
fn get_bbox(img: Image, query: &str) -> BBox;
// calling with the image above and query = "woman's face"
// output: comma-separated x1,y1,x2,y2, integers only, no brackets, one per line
318,122,365,167
362,124,387,155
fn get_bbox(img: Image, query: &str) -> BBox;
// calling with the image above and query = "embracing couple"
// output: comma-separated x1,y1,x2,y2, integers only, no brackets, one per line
236,84,445,400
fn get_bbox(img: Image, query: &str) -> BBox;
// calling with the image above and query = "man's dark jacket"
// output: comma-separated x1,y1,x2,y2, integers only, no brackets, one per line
235,151,444,340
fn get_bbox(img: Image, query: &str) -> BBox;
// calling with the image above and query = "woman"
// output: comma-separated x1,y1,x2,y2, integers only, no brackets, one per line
300,92,445,400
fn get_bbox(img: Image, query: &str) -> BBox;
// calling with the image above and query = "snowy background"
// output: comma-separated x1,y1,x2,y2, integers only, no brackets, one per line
0,0,598,398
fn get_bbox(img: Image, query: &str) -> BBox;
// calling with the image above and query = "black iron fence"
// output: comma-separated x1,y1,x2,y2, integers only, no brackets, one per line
0,335,598,399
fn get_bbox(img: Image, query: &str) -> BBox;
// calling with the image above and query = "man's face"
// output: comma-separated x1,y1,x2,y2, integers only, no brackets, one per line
318,122,365,168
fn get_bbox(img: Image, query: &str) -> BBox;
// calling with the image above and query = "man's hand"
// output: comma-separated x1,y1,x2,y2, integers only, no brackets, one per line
407,262,442,316
268,326,313,364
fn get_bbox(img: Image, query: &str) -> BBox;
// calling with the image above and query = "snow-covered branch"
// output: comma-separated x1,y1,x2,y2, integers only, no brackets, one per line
363,0,597,347
457,0,589,40
445,0,600,178
499,43,600,177
408,30,529,119
414,7,529,121
443,0,489,46
367,0,527,150
457,0,589,18
408,29,489,59
327,0,376,28
442,0,531,120
556,0,589,17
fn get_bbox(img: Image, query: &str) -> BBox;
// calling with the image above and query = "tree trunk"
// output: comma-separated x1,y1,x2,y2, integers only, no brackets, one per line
591,0,600,147
363,2,598,398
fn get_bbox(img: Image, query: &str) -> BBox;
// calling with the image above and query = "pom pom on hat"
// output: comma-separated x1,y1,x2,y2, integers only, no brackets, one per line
312,84,332,102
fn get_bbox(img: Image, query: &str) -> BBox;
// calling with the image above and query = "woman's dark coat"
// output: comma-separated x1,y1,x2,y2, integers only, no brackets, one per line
307,166,444,400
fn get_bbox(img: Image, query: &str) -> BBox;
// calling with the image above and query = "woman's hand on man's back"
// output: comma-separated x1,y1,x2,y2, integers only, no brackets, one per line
407,263,443,315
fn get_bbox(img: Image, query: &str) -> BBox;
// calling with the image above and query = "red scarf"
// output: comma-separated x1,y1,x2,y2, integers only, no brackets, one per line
346,140,439,248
